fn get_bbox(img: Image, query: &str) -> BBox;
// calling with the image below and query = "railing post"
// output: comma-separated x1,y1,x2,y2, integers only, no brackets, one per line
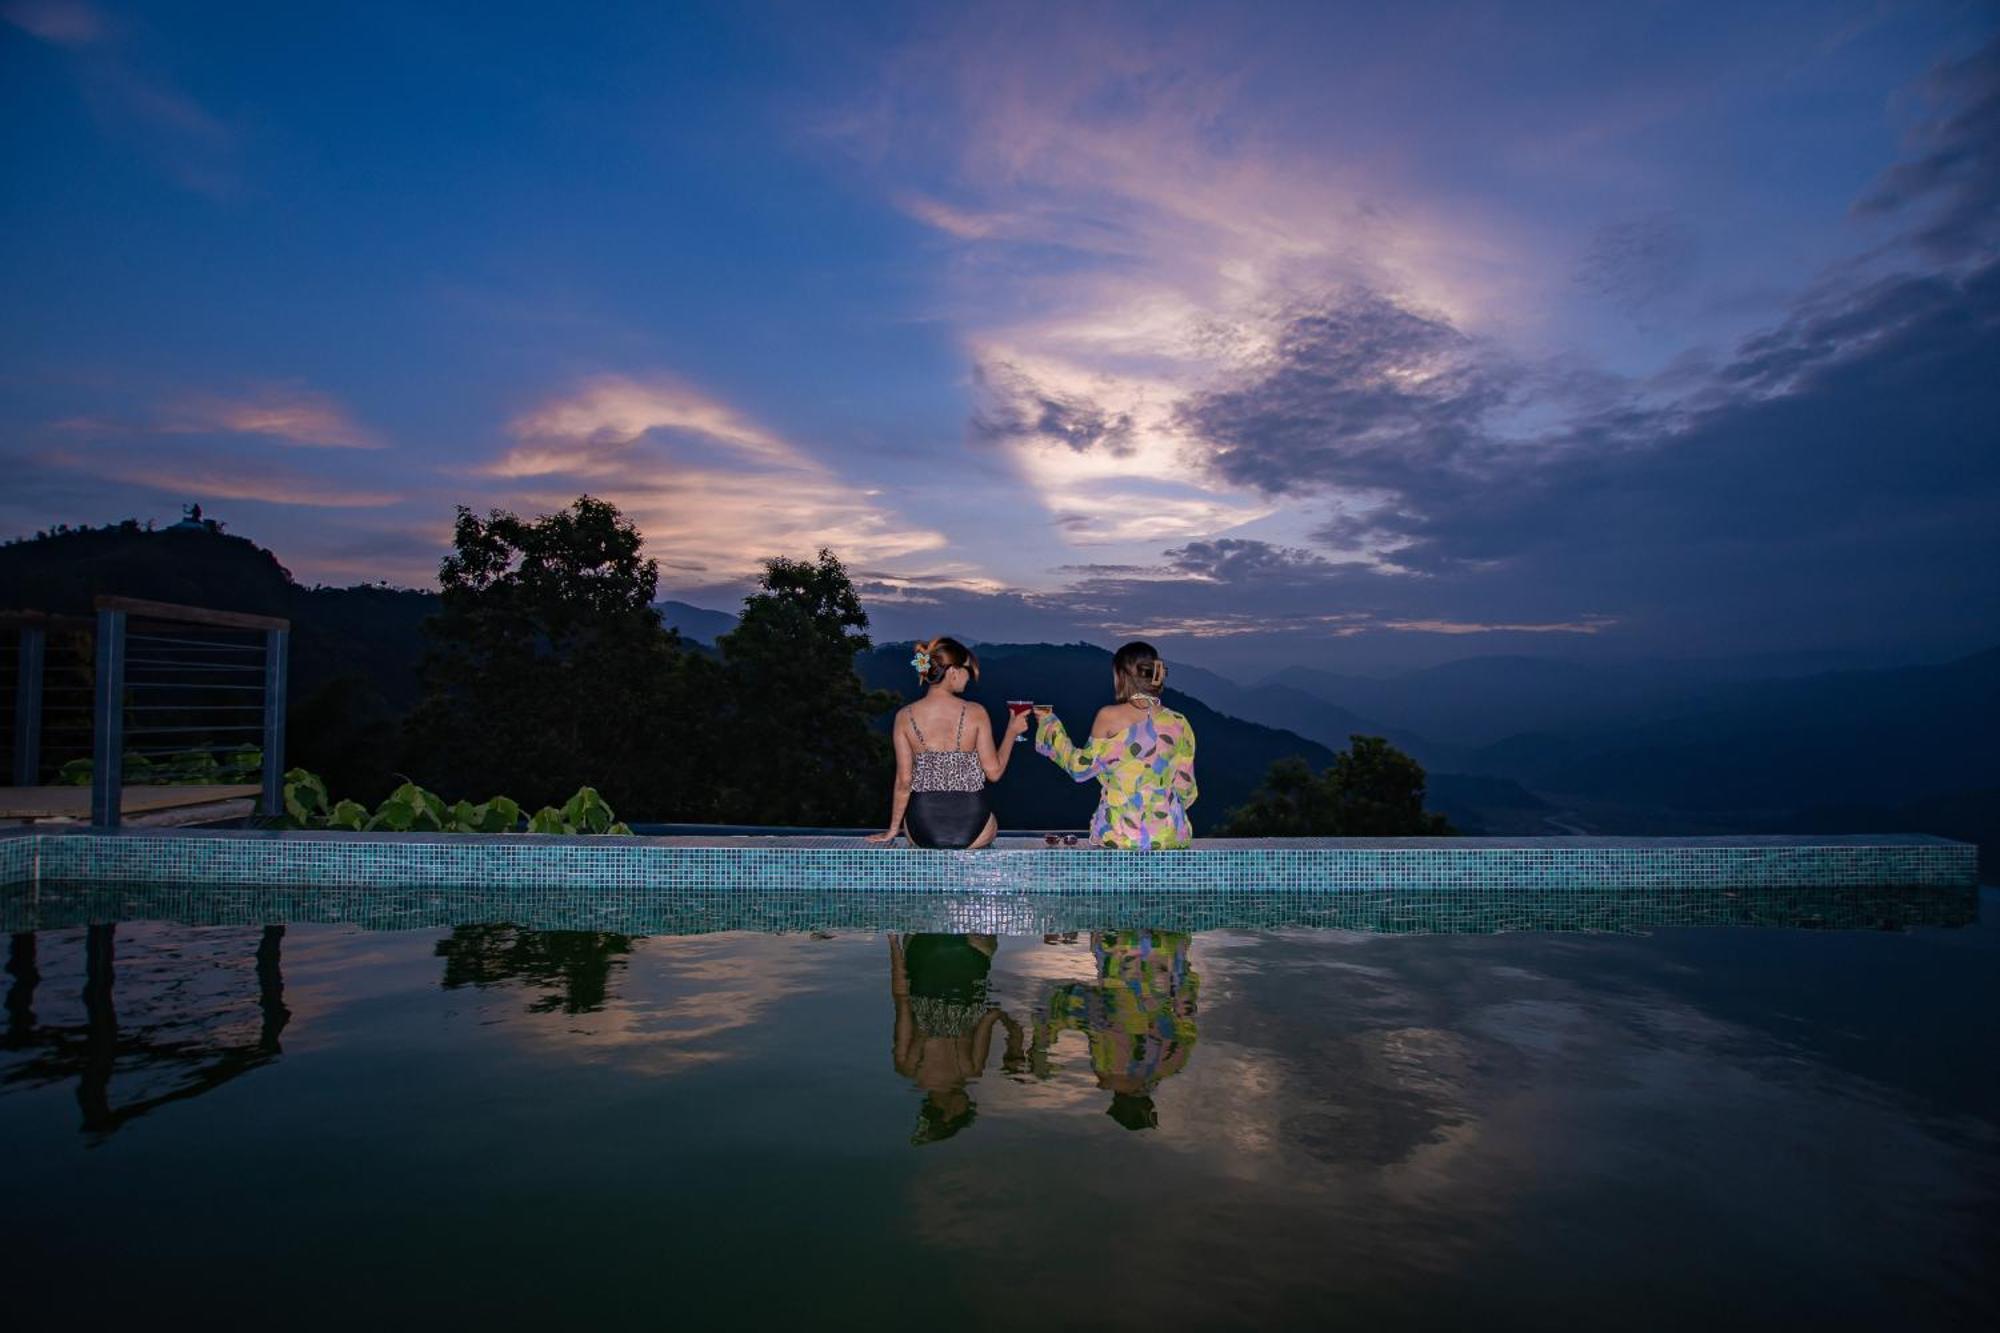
91,608,126,829
260,626,288,817
12,623,42,786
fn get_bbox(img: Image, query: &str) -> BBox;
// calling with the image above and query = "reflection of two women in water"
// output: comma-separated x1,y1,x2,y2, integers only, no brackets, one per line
890,929,1199,1141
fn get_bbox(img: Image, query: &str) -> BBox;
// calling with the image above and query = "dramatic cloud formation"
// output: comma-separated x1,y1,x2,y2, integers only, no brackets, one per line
818,5,2000,661
1179,290,1517,502
487,376,945,581
1853,36,2000,261
3,2,1993,669
156,387,384,449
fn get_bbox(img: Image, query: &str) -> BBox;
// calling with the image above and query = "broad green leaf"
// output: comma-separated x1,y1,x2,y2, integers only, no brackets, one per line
369,796,416,832
283,768,330,825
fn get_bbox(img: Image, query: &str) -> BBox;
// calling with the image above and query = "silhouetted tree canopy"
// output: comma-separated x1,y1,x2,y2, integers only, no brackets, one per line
404,496,709,815
1221,735,1455,837
715,548,896,825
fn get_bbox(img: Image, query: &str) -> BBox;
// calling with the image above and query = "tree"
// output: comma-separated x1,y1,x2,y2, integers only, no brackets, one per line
714,548,895,825
404,496,710,817
1220,735,1455,837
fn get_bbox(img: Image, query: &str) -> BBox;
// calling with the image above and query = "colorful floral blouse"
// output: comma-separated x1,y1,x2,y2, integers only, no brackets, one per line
1037,930,1200,1087
1035,706,1198,849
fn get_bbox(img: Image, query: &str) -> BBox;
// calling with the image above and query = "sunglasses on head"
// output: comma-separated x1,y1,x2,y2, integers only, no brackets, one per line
1043,833,1081,847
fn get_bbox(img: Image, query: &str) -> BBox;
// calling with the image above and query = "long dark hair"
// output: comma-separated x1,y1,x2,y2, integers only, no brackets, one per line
1111,640,1166,701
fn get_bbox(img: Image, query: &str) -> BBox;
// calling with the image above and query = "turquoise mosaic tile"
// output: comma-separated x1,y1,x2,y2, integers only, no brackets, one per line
1,828,1978,897
0,830,34,890
3,877,1975,937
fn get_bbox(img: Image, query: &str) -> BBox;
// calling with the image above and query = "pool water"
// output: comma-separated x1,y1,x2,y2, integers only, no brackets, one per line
3,889,1995,1330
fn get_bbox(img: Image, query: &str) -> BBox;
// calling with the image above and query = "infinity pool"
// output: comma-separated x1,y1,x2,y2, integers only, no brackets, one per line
2,883,1993,1330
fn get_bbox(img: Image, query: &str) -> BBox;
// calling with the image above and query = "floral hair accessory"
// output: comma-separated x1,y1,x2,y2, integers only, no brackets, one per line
910,644,932,676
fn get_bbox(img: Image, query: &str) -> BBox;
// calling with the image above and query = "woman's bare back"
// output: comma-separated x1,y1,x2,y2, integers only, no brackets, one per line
903,695,981,751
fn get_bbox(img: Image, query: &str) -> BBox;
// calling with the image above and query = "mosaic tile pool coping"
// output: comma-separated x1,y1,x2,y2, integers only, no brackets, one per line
6,878,1980,937
0,826,1977,896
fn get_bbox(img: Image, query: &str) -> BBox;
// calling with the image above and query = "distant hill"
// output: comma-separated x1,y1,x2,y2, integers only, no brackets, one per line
1464,647,2000,812
1271,656,1714,748
1,519,295,618
656,600,738,644
1424,772,1553,835
0,523,439,795
1169,662,1455,768
0,522,439,703
857,642,1333,830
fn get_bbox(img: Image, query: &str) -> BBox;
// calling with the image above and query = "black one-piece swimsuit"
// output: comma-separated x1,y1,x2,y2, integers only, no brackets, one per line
905,704,991,849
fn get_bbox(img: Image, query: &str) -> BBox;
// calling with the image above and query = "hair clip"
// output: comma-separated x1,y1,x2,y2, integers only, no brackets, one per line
910,645,932,675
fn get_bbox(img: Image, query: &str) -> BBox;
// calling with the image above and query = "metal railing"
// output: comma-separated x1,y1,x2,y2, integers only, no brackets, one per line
85,596,291,829
4,615,47,785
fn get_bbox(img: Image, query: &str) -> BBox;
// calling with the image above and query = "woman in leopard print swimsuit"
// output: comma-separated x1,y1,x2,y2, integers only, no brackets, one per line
868,637,1031,849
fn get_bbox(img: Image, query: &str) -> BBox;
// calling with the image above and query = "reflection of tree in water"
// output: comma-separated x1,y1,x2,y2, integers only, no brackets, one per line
434,925,634,1015
1,924,290,1141
1033,930,1200,1131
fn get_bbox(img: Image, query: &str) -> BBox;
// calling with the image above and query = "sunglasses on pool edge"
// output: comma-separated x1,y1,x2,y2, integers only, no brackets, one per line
1043,833,1081,847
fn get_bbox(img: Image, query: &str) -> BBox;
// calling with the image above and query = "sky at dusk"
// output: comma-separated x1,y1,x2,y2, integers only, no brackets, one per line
4,0,1996,673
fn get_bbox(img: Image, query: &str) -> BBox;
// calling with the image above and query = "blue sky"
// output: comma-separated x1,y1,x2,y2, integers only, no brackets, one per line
4,0,1995,671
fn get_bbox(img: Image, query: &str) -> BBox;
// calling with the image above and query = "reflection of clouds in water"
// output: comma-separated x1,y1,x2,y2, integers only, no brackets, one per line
970,935,1133,1116
897,928,1993,1315
485,933,842,1075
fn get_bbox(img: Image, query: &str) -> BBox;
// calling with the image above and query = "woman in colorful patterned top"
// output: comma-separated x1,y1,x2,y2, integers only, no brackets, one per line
1034,640,1198,849
1031,929,1199,1130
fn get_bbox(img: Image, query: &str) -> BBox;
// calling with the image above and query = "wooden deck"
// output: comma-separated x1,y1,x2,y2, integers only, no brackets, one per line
0,784,261,824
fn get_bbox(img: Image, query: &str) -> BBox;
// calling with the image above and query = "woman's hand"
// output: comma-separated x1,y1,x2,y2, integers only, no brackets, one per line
1004,709,1031,743
865,828,901,844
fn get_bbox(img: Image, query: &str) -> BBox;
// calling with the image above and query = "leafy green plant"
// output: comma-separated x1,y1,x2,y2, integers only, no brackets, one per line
283,768,330,824
525,786,631,836
276,768,629,836
326,799,370,831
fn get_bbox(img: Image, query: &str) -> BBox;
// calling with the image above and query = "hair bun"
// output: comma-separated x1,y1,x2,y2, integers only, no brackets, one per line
912,635,979,685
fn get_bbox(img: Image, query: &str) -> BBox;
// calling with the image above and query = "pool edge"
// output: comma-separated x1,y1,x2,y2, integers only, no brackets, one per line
3,827,1979,893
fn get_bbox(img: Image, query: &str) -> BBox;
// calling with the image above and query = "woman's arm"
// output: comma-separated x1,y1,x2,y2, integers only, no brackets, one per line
969,1006,1003,1072
1172,719,1199,808
890,936,918,1072
975,706,1030,782
1035,711,1105,782
868,713,915,842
